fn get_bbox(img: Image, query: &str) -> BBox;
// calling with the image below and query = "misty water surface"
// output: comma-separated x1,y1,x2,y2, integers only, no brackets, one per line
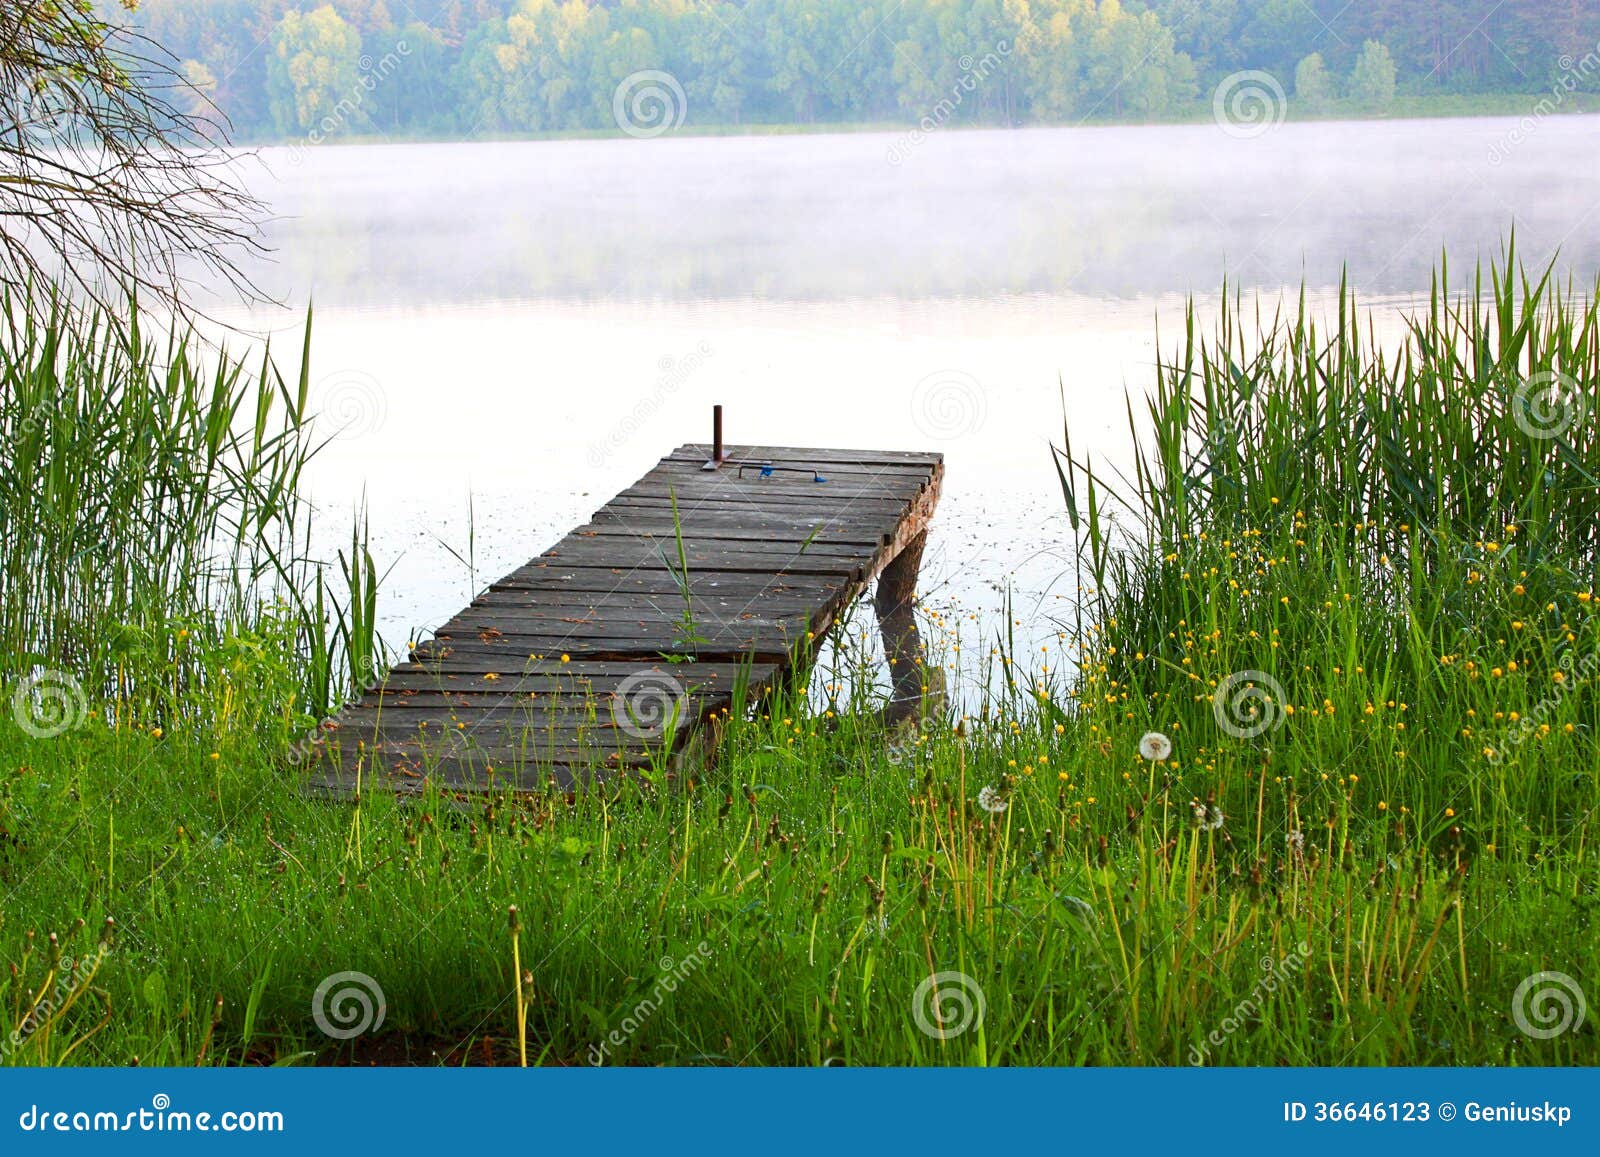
216,114,1600,692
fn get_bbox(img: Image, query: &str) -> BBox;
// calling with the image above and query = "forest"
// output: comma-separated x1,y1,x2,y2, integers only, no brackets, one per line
127,0,1600,142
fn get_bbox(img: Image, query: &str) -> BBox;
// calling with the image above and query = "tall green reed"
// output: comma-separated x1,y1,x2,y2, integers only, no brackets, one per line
0,285,381,731
1058,252,1600,643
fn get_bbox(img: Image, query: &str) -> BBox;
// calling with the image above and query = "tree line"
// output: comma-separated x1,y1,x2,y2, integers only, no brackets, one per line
123,0,1600,142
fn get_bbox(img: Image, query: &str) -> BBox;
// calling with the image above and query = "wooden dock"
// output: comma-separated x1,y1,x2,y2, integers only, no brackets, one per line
307,438,943,795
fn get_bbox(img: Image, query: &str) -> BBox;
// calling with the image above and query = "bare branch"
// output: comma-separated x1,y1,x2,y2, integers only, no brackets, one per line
0,0,267,317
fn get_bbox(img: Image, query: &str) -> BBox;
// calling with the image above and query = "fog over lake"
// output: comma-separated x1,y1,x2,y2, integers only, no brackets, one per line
216,114,1600,686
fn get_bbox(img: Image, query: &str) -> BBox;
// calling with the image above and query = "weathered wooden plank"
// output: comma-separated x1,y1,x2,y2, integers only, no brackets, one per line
312,441,941,797
492,571,845,598
626,471,930,500
533,538,867,562
442,607,819,634
612,489,913,513
510,557,862,580
672,444,945,467
380,660,766,688
584,513,887,538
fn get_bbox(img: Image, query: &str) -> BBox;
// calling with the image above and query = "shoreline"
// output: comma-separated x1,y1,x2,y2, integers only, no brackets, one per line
240,93,1600,152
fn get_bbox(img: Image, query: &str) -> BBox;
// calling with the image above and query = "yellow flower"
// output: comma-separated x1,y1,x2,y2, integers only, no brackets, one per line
560,653,571,663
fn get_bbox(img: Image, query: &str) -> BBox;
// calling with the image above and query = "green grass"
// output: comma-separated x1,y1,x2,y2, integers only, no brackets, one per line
2,257,1597,1066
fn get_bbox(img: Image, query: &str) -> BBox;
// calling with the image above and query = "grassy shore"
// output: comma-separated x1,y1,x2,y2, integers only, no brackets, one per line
248,92,1597,151
2,260,1597,1066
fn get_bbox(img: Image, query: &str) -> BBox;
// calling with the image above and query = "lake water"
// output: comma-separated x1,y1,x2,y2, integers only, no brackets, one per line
212,114,1600,696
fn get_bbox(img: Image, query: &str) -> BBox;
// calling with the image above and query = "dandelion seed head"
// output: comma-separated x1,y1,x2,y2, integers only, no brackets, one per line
1138,731,1173,761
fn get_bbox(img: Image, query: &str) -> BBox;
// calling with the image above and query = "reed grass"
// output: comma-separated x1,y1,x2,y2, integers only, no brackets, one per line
0,287,381,729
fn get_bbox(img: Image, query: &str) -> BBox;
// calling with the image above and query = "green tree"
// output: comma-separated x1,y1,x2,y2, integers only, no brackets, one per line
267,5,369,137
1016,0,1092,121
1081,1,1194,119
1293,51,1333,114
1347,39,1396,112
381,21,449,134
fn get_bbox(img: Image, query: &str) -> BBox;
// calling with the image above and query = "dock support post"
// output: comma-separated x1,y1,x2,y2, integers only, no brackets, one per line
874,529,929,726
703,404,725,471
